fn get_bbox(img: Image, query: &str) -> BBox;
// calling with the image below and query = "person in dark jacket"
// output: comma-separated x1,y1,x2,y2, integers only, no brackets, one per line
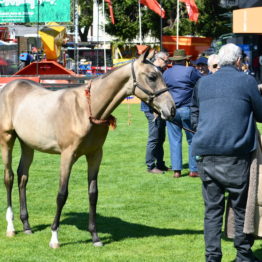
141,51,170,174
191,43,262,262
195,56,209,76
163,49,201,178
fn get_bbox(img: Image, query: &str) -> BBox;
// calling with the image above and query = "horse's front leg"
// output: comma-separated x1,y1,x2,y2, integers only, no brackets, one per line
17,141,34,234
86,148,103,247
49,149,75,249
1,132,16,237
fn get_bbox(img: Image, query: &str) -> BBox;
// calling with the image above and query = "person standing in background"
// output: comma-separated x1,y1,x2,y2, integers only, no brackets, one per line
163,49,201,178
207,54,220,74
195,56,209,76
141,51,170,174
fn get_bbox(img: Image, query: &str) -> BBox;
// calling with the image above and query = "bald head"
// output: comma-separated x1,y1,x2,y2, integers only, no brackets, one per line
208,54,220,73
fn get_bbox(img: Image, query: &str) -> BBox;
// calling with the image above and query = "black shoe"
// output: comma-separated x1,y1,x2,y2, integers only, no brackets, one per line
235,257,262,262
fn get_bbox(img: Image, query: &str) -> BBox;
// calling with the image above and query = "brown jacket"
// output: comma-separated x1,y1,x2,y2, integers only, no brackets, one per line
225,129,262,238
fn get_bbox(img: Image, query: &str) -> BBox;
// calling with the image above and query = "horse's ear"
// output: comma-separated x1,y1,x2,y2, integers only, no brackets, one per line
138,47,151,63
147,49,156,60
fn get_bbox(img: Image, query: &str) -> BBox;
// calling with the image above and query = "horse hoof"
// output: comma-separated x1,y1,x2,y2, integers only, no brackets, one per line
6,231,15,237
93,241,103,247
24,230,33,235
49,242,60,249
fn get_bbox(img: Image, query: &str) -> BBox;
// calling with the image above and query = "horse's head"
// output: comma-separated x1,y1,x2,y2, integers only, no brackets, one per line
132,48,176,121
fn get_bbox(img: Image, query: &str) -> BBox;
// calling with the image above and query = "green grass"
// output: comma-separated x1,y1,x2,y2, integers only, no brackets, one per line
0,103,262,262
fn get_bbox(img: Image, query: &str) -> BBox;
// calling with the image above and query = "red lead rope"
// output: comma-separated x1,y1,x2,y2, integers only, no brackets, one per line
85,82,117,129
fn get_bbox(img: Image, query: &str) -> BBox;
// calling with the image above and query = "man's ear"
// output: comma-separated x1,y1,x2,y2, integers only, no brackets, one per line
236,57,242,69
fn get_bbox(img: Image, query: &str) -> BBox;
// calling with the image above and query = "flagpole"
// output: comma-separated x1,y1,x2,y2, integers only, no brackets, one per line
138,0,142,45
102,0,107,72
160,0,163,50
74,0,79,74
176,0,179,50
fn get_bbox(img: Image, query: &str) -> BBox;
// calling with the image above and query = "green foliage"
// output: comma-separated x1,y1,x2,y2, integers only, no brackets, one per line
161,0,232,38
104,0,232,41
78,0,93,41
76,0,232,42
105,0,140,41
70,0,93,41
0,104,262,261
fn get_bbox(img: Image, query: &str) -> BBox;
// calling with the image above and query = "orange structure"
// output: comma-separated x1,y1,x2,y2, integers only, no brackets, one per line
14,22,75,77
162,35,212,60
233,7,262,33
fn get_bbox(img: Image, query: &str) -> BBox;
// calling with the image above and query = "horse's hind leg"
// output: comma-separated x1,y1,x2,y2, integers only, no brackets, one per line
17,140,34,234
86,148,103,247
0,131,16,237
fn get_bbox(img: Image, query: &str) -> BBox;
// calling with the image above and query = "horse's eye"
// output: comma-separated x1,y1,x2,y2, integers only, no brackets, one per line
148,73,157,82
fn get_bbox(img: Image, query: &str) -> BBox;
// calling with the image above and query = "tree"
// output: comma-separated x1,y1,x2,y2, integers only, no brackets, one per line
75,0,233,42
78,0,93,41
71,0,93,42
103,0,232,41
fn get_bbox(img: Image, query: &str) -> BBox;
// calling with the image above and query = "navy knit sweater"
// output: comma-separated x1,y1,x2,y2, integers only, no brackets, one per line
191,65,262,156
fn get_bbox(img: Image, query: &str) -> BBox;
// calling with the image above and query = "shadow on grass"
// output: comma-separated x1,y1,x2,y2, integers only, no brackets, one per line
56,212,203,246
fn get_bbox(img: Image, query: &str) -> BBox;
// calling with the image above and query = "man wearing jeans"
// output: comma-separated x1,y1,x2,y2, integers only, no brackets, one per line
163,49,201,178
191,43,262,262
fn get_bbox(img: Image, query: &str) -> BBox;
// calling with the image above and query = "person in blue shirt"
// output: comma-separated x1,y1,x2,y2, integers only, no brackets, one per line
191,43,262,262
163,49,201,178
141,51,170,174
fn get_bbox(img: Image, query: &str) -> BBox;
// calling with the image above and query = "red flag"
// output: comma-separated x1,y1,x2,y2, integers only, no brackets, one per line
179,0,199,22
140,0,166,18
105,0,115,24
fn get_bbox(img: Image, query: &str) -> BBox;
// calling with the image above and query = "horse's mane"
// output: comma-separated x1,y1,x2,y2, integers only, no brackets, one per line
93,58,153,81
100,61,133,79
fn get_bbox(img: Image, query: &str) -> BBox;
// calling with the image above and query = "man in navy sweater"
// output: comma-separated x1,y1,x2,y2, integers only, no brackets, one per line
191,43,262,262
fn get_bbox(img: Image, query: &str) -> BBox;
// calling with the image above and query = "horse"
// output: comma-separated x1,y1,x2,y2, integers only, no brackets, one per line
0,48,175,248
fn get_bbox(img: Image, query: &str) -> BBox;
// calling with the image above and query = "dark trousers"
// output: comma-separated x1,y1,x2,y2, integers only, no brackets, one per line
197,155,256,262
144,112,166,170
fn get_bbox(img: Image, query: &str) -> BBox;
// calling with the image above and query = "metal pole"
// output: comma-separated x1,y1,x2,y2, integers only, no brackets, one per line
74,0,79,74
96,0,99,71
160,0,163,50
138,0,142,45
102,0,107,72
36,0,40,75
176,0,179,50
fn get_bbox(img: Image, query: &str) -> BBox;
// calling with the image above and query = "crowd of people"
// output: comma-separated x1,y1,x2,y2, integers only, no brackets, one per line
142,48,221,178
141,43,262,262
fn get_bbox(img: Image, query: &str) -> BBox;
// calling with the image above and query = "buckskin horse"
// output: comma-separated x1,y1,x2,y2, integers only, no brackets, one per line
0,49,175,248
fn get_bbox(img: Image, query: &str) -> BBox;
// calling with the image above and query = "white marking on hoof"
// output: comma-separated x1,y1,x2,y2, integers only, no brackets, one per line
6,207,15,235
49,230,59,249
6,231,15,237
93,241,103,247
24,230,33,235
49,242,60,249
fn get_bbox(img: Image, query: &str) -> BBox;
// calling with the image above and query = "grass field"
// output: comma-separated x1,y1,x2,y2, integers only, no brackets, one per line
0,103,262,262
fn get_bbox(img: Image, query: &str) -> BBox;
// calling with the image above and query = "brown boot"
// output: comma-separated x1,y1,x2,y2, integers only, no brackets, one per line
173,170,181,178
189,171,199,177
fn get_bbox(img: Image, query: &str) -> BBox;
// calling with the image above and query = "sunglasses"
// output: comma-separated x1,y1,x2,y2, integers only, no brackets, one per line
160,57,169,64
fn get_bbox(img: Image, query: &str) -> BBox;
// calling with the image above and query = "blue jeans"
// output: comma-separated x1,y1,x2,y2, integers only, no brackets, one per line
166,106,197,172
